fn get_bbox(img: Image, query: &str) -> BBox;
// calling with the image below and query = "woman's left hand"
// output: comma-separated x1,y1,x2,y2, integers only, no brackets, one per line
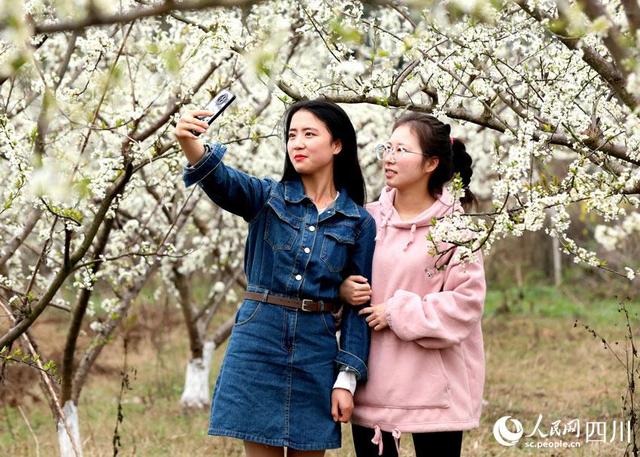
331,388,354,422
358,304,389,331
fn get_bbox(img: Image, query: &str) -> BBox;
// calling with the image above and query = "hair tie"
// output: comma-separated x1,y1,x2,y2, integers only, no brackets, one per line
450,137,455,145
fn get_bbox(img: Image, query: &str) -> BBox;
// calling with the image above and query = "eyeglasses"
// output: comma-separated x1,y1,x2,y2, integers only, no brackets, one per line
374,142,424,161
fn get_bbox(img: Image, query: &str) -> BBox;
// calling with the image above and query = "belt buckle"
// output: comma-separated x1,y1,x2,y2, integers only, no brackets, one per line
301,299,314,312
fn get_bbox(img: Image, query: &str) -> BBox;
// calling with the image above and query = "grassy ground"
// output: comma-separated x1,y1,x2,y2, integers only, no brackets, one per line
1,284,638,456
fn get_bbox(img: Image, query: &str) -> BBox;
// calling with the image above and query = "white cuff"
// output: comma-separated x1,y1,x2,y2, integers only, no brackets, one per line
333,370,357,395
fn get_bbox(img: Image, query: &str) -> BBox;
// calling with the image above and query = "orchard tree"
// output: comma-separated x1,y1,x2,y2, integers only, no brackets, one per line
1,0,639,455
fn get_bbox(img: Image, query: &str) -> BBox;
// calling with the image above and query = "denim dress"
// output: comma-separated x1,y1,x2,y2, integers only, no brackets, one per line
183,143,376,450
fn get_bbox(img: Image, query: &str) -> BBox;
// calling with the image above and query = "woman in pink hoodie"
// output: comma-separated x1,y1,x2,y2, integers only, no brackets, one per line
339,113,486,457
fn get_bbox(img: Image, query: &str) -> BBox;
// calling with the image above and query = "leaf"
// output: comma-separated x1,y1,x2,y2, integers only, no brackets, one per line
590,16,610,34
61,207,84,223
329,18,363,44
162,43,186,75
254,50,275,77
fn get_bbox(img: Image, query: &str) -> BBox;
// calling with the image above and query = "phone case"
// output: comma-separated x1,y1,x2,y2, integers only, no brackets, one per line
192,89,236,136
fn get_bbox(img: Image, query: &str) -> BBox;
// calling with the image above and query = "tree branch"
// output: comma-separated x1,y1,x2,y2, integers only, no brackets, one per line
513,0,638,112
0,161,134,350
29,0,268,35
172,266,203,359
276,79,639,166
61,217,114,404
576,0,631,77
0,209,42,270
621,0,640,34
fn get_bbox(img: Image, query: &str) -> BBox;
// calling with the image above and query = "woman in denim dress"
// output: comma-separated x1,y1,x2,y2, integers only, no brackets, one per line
175,99,376,456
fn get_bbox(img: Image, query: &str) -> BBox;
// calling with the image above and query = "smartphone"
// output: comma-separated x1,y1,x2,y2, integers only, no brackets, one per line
192,89,236,136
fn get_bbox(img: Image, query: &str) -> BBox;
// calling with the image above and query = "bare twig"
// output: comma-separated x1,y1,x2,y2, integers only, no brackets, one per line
0,209,42,270
0,300,81,457
17,405,40,457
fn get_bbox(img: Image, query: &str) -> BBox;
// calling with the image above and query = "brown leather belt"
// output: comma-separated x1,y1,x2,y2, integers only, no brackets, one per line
243,291,340,313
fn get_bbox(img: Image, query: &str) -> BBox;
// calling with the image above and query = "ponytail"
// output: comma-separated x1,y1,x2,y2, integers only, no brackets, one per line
451,138,477,210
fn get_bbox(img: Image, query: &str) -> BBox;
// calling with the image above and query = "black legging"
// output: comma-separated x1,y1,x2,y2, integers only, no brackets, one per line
352,424,463,457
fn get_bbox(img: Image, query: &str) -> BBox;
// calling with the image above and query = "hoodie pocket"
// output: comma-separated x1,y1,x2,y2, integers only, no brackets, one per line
357,346,451,409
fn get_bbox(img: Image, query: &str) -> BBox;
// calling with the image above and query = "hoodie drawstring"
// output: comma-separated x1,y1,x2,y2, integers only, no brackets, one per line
375,212,392,242
392,428,402,454
371,425,384,455
371,425,402,456
402,224,417,251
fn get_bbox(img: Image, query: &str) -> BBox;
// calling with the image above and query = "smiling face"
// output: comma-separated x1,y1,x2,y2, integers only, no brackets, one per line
383,123,439,190
287,109,342,176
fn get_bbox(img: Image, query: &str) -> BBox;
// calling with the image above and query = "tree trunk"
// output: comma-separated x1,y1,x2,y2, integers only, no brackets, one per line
180,340,215,409
552,234,562,286
56,400,83,457
173,267,203,359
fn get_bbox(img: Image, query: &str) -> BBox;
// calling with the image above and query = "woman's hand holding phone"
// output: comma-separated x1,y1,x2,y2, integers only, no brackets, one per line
174,110,213,165
175,90,236,165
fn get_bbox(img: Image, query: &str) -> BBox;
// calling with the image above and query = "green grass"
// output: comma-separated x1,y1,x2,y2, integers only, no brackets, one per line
485,283,639,326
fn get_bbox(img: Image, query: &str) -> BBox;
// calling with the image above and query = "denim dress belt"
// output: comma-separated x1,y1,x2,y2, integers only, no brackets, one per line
243,291,340,313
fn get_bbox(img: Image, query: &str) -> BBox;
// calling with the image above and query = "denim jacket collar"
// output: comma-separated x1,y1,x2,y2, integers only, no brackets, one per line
282,178,360,218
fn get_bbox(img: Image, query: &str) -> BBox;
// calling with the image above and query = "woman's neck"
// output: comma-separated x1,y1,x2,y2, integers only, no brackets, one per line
393,183,436,221
301,168,337,209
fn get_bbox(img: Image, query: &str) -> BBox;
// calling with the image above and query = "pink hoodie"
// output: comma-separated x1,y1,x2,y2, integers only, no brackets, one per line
352,186,486,451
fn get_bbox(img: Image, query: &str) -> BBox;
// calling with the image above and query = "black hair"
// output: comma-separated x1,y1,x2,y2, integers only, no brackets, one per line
393,113,476,210
281,99,367,206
